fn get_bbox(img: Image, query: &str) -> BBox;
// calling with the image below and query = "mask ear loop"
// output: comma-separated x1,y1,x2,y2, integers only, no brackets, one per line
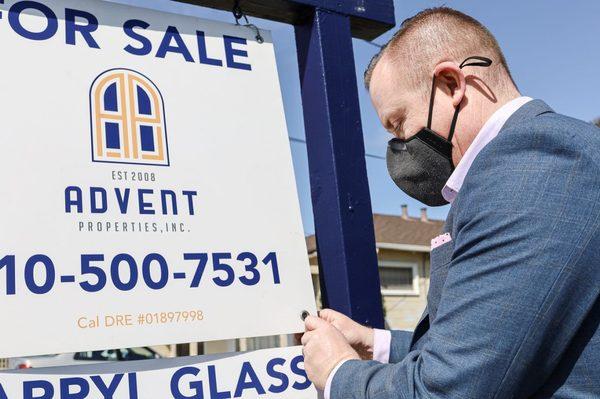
447,105,461,142
459,56,493,69
426,74,437,130
446,56,493,143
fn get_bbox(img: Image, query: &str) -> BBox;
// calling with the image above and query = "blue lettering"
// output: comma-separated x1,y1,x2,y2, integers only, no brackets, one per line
60,377,89,399
161,190,178,215
223,36,251,71
23,380,53,399
115,188,131,214
111,254,138,291
65,8,100,48
90,374,123,399
91,187,108,214
24,255,55,295
65,187,197,215
171,367,203,399
196,31,222,67
266,358,289,393
208,365,230,399
123,19,152,56
128,373,138,399
290,355,311,390
9,1,58,41
138,189,155,215
65,186,83,213
182,191,197,215
234,362,265,397
156,26,194,62
0,383,7,399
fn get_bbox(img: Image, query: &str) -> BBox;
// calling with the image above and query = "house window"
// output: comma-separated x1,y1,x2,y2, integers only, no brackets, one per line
379,261,419,295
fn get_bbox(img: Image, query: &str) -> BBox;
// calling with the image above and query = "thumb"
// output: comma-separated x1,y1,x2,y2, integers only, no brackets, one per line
305,315,328,331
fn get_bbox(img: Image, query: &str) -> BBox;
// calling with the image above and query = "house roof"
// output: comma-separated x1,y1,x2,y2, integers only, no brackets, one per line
305,213,445,254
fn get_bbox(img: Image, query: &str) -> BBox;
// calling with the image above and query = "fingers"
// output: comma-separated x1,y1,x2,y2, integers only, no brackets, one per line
302,316,333,344
300,330,314,346
318,308,341,322
304,315,328,331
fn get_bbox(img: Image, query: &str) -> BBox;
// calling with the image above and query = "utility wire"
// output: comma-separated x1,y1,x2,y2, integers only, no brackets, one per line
361,39,385,50
289,136,386,161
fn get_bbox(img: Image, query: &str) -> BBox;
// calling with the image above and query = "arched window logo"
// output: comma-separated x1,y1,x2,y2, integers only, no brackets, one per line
90,69,170,166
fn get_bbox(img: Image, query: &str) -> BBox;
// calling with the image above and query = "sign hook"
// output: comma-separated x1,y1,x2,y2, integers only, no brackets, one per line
232,0,264,44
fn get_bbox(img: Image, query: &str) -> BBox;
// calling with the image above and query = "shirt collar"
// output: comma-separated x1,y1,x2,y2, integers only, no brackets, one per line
441,96,533,203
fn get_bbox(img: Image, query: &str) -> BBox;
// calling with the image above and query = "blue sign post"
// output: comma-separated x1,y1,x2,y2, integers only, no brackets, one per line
175,0,396,328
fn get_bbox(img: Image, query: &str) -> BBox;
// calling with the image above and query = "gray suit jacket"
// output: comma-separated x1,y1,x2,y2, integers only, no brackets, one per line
331,100,600,398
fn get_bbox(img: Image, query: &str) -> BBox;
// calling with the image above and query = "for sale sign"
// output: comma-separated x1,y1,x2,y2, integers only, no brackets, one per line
0,0,316,357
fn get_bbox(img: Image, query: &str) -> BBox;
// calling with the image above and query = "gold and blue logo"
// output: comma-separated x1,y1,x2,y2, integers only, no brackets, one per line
90,68,169,166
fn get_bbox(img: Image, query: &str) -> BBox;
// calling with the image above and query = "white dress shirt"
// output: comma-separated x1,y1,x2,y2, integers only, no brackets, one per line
323,96,533,399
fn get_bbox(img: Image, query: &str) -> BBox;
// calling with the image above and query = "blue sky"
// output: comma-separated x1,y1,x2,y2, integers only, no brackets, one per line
109,0,600,235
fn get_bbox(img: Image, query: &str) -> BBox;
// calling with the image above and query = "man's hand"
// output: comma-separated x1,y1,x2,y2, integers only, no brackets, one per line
302,315,360,391
319,309,375,360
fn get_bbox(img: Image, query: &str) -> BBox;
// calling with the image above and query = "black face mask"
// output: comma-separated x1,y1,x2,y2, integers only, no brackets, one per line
386,56,493,207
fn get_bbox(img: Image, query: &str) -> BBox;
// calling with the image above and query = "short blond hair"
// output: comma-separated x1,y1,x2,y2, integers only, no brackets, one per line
365,7,516,95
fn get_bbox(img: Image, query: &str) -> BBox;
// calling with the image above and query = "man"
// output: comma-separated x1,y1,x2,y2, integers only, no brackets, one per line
301,7,600,398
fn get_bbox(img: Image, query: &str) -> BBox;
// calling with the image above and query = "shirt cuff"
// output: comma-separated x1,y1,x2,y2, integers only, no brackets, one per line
323,359,350,399
372,328,392,364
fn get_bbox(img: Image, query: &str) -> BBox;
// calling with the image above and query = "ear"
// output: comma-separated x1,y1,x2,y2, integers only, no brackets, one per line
433,61,467,107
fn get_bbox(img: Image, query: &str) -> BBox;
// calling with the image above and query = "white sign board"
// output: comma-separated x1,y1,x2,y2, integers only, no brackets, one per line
0,346,319,399
0,0,316,357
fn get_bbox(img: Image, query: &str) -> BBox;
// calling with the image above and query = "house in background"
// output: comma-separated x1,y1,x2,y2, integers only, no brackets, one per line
306,206,444,330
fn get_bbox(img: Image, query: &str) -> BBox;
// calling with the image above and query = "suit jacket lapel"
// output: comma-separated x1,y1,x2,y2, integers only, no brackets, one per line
410,205,457,349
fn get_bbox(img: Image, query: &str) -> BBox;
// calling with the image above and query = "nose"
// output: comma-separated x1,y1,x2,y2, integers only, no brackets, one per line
388,138,408,152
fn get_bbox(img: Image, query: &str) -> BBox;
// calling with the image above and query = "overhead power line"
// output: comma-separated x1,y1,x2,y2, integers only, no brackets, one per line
361,39,384,49
289,137,386,161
